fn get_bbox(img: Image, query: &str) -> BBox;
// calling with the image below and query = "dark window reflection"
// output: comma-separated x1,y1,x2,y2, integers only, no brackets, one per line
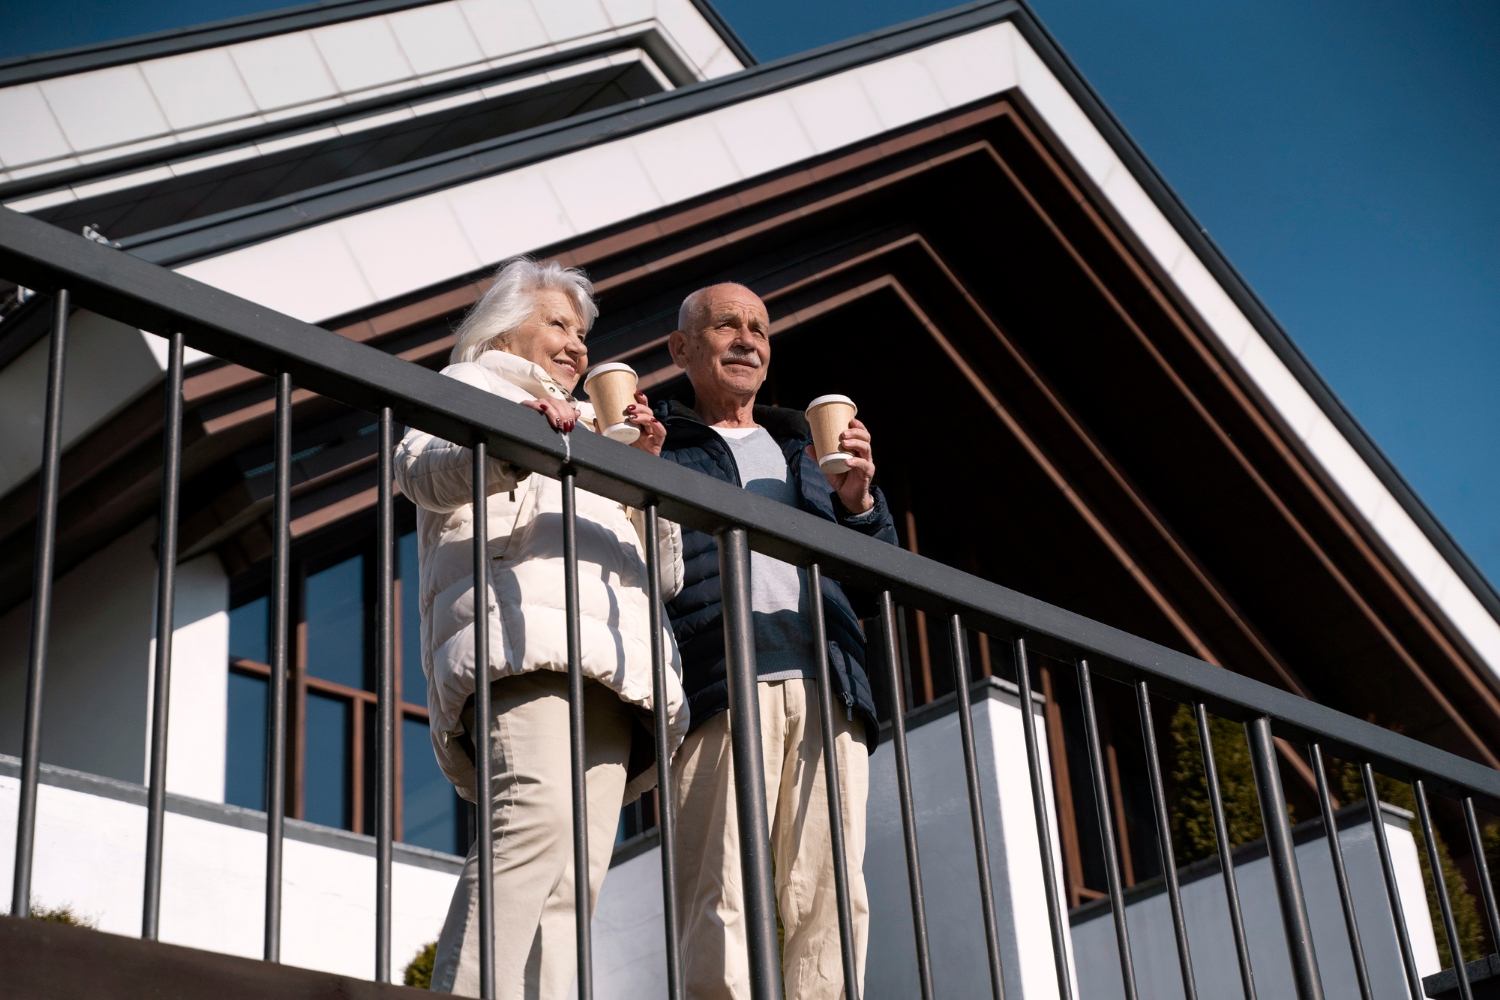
402,717,459,853
229,596,269,664
306,555,366,689
305,693,351,829
226,671,268,810
399,532,425,707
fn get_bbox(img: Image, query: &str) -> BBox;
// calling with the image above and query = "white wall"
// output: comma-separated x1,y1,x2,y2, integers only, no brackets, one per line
1070,806,1439,1000
578,680,1077,1000
0,518,230,799
0,757,457,981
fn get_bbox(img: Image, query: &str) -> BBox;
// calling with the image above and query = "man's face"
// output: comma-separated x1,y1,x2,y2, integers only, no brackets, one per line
669,285,771,400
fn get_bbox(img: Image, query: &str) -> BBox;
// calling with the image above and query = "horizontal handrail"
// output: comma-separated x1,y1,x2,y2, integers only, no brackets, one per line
2,203,1498,815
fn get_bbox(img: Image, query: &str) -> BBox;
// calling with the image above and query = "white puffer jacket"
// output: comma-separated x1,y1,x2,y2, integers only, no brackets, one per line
394,350,687,804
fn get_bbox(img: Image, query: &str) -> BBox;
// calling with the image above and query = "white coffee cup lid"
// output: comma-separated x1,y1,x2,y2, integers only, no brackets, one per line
805,393,856,416
583,362,637,387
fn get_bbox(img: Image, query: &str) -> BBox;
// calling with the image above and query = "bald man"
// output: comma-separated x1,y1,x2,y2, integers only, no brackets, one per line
652,283,897,1000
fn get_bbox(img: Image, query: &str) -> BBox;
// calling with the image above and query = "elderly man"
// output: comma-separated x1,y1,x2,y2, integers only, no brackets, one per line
653,283,897,1000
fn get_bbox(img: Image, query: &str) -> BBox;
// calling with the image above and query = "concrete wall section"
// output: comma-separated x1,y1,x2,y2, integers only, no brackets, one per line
1070,806,1440,1000
0,521,231,799
0,756,458,982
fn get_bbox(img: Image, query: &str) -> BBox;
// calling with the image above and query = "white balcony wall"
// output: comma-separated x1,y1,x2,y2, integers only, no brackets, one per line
0,519,230,801
0,757,457,981
1070,804,1440,1000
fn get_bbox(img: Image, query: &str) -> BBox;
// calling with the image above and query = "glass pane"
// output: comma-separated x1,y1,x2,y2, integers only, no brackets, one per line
304,693,351,829
306,554,366,690
402,717,459,854
399,531,425,707
229,596,269,665
225,671,267,810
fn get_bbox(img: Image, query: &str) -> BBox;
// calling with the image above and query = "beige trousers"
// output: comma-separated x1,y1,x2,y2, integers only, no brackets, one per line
673,679,870,1000
433,671,633,999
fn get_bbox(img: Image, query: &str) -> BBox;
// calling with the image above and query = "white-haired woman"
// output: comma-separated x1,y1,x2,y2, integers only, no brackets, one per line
395,257,686,998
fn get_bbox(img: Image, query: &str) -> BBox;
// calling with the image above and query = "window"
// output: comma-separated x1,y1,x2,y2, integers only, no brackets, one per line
226,530,466,854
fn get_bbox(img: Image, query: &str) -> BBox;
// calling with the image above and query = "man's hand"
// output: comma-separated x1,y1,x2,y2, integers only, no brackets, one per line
625,392,666,456
521,396,579,432
807,417,875,514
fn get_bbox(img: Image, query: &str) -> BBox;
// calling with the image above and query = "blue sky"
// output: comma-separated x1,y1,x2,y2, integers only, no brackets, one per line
5,0,1497,587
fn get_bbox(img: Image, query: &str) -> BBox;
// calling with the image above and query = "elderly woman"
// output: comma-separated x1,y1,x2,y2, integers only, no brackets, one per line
395,257,686,998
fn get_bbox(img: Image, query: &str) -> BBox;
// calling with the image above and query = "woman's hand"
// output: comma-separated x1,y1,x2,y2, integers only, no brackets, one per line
625,392,666,456
521,396,580,432
806,417,875,513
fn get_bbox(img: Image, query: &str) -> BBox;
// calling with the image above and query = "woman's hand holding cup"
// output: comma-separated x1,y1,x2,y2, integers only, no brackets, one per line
625,392,666,456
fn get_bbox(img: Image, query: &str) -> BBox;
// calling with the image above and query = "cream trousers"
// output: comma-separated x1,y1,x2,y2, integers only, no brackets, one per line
433,671,633,999
673,678,870,1000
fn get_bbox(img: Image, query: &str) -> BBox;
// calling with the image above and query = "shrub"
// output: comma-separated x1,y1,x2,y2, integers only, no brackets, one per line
1168,703,1288,864
29,902,97,929
404,940,437,989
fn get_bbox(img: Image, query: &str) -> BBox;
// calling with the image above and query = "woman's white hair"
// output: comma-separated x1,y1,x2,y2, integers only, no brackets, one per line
450,256,597,365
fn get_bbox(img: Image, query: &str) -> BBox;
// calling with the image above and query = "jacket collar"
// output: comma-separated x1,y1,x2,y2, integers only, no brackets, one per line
475,349,578,403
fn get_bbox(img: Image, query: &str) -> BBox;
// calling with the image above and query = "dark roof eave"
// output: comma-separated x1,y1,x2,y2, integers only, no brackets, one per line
74,0,1498,636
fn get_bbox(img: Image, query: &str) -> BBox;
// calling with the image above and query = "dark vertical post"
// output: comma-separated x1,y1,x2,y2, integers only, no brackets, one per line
1014,639,1075,1000
1308,744,1372,1000
948,616,1005,1000
1362,763,1420,999
1135,682,1196,1000
876,591,934,1000
143,330,185,939
11,290,68,920
1462,798,1500,958
807,564,859,1000
718,528,783,1000
1077,660,1138,1000
1414,779,1472,1000
561,473,593,1000
1195,703,1257,1000
264,371,292,961
1245,718,1324,1000
472,442,495,999
374,407,395,981
645,506,684,1000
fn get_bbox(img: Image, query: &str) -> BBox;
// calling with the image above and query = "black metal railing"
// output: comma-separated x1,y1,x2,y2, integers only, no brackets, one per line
4,203,1500,1000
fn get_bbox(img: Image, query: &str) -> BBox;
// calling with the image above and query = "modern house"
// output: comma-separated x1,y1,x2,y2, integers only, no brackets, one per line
0,0,1496,996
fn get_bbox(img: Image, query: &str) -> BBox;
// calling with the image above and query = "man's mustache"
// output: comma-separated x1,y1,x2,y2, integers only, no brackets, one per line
718,348,763,368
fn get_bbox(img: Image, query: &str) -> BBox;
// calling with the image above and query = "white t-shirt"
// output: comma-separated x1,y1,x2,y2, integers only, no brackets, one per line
713,425,816,680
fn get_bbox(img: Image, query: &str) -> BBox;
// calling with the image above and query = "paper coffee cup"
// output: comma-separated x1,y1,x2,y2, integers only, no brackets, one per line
805,394,857,474
583,362,641,444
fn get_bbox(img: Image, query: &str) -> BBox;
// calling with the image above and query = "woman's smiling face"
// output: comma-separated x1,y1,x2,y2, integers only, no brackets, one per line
502,288,588,390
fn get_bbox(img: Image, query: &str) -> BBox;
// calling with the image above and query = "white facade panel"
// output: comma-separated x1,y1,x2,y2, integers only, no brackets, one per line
311,18,416,95
630,115,743,205
531,0,614,45
388,4,486,78
228,33,341,114
458,0,552,60
139,49,260,133
0,84,72,169
448,165,578,263
38,65,170,155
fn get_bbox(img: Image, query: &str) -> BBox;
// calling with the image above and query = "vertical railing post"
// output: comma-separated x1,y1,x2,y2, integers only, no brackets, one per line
1309,743,1372,1000
718,527,783,1000
1077,660,1138,1000
264,372,292,961
876,591,934,1000
143,329,185,939
948,616,1005,1000
1013,639,1076,1000
1462,798,1500,960
1135,682,1197,1000
561,472,593,1000
11,289,68,920
472,440,496,999
807,564,860,1000
375,407,395,981
1195,703,1257,1000
1413,779,1472,1000
645,505,685,1000
1362,763,1420,999
1245,718,1324,1000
